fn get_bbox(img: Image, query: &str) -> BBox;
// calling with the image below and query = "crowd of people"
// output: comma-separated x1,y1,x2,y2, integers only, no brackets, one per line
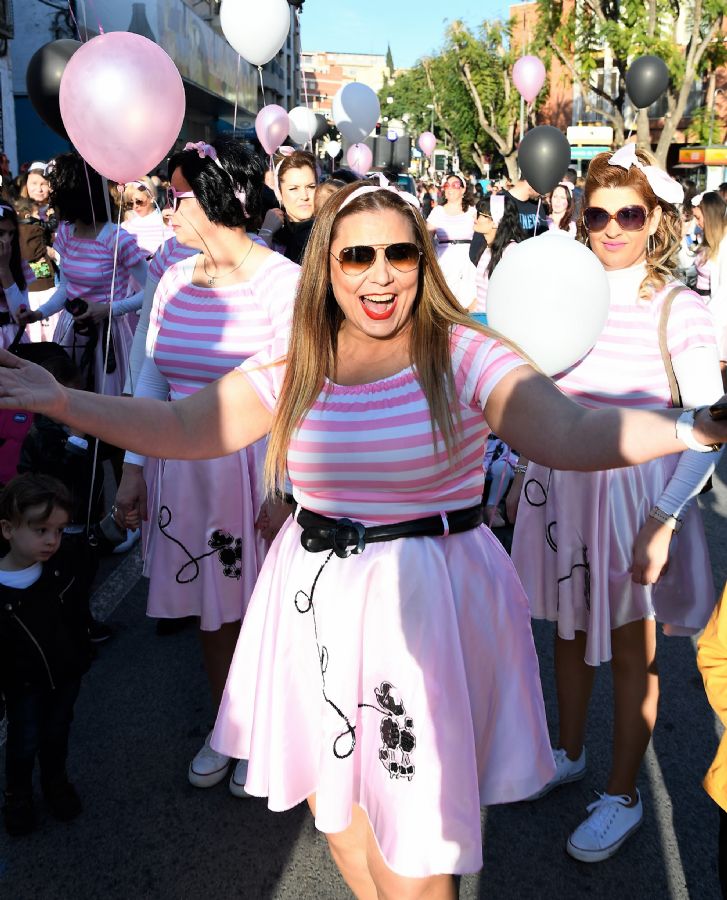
1,136,727,900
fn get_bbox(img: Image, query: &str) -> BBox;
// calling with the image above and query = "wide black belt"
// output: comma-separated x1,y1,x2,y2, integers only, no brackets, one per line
695,287,711,296
297,504,483,558
439,238,472,245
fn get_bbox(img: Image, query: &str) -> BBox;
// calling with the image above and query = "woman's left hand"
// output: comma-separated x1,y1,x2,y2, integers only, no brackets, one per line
75,301,111,325
255,496,293,543
630,517,675,585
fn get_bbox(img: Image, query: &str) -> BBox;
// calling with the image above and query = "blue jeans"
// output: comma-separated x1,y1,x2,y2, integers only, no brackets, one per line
4,678,81,794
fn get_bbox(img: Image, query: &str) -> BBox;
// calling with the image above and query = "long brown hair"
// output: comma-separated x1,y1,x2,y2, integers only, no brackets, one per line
578,149,681,298
264,182,501,492
698,191,727,261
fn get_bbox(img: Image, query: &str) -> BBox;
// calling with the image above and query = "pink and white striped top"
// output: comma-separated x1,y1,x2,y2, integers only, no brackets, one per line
148,236,198,282
122,211,173,257
54,221,147,304
241,325,526,524
151,251,300,400
695,250,712,293
555,263,716,409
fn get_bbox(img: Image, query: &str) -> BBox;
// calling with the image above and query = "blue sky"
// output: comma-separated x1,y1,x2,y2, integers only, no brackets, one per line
299,0,512,68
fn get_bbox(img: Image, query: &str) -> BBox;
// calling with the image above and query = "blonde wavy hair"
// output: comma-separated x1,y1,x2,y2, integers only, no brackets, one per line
264,182,503,494
697,191,727,262
577,149,681,298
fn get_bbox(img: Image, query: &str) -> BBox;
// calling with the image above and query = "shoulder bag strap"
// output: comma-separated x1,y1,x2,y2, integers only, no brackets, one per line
658,284,684,409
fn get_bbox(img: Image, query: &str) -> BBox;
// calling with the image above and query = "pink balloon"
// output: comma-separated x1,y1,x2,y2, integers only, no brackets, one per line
255,105,290,156
59,33,185,184
418,131,436,157
512,55,546,104
347,143,373,177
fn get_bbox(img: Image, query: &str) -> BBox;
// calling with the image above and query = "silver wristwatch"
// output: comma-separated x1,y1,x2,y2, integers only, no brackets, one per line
648,506,683,532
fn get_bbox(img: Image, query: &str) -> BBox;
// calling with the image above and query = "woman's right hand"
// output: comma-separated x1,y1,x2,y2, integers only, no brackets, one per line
114,464,148,528
0,348,65,415
17,308,42,325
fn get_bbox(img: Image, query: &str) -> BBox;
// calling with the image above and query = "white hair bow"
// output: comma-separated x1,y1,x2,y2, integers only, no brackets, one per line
608,144,684,205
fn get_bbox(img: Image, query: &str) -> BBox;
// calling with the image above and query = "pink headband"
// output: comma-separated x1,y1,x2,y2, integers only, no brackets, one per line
339,181,421,213
183,141,248,217
557,181,573,195
489,193,505,225
608,144,684,205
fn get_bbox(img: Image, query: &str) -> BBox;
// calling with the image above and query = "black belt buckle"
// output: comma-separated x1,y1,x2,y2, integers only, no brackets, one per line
332,518,366,558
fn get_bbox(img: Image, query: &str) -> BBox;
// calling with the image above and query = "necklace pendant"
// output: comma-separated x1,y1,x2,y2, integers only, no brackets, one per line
207,277,216,287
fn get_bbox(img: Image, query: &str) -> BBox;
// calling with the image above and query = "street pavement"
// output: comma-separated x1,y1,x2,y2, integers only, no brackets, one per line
2,455,727,900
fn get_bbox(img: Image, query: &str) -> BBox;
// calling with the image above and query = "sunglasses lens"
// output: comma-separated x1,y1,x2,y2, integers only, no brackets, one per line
339,246,376,274
616,206,647,230
385,243,421,271
583,207,610,231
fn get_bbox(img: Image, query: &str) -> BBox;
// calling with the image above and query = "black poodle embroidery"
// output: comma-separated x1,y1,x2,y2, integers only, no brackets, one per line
158,506,242,583
208,530,243,580
375,682,416,780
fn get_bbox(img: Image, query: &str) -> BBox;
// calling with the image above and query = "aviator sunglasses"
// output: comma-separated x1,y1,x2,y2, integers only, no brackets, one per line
330,242,423,276
583,205,648,233
166,186,196,212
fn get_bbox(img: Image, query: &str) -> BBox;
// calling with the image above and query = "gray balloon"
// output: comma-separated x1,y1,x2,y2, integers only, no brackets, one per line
517,126,571,196
626,56,669,109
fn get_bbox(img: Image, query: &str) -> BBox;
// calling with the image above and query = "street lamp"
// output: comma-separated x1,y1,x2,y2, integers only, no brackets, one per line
426,103,434,133
709,87,725,146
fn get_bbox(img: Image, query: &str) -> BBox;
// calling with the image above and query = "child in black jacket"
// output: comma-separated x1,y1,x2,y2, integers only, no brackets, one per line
0,474,121,836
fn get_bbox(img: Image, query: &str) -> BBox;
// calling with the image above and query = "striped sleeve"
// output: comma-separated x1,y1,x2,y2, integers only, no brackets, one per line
239,336,288,412
259,256,300,342
667,289,717,358
450,325,529,412
115,227,148,270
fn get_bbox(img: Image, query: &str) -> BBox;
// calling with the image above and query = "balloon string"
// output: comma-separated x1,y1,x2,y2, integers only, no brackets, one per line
258,66,265,103
83,0,104,35
67,1,83,40
534,196,542,237
297,10,313,150
233,54,241,136
626,124,634,142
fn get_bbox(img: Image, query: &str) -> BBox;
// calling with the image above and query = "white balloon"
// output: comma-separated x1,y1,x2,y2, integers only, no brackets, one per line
332,82,380,144
288,106,318,145
326,140,341,158
486,232,610,376
220,0,290,67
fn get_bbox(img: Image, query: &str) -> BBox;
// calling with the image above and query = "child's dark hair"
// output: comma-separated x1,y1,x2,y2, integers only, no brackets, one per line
48,152,116,225
0,474,72,527
477,194,525,277
0,203,27,291
167,137,264,228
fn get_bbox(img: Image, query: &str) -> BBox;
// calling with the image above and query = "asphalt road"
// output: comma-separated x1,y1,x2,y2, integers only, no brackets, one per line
2,455,726,900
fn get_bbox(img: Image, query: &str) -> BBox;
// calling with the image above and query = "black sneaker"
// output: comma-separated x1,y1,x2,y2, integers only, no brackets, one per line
2,791,36,836
42,780,82,821
88,618,113,643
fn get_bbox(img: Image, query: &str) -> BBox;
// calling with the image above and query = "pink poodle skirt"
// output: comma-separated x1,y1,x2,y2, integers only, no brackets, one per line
511,456,715,666
143,440,268,631
212,519,555,877
53,309,132,396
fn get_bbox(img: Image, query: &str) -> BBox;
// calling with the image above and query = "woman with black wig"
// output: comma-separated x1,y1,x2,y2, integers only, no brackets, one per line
0,203,31,348
113,137,300,795
20,153,148,397
472,193,525,314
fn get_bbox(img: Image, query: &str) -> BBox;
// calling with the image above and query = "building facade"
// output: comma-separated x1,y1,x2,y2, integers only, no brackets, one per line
301,50,390,116
11,0,303,169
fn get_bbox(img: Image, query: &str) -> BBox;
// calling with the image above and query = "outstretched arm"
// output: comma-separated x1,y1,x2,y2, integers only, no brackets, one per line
0,349,272,460
485,365,725,468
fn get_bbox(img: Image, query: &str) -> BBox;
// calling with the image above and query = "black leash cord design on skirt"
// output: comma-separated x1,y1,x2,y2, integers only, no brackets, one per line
295,551,382,760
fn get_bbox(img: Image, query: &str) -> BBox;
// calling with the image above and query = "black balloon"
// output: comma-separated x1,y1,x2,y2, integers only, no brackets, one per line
26,39,81,139
625,56,669,109
517,125,571,196
314,114,329,141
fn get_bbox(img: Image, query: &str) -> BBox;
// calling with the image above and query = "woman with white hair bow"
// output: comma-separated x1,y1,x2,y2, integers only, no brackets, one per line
471,192,526,314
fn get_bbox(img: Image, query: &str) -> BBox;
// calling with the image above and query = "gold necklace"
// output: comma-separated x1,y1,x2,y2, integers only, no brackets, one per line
202,240,254,287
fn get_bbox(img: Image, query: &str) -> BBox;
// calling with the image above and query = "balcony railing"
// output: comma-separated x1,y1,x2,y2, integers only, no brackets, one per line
0,0,14,39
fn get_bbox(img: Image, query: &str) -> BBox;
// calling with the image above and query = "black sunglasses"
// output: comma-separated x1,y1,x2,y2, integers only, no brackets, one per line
583,205,648,233
330,242,422,276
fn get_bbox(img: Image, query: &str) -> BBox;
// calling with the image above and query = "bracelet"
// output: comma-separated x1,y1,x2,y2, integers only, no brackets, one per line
648,506,683,533
675,408,720,453
259,228,273,237
513,463,528,475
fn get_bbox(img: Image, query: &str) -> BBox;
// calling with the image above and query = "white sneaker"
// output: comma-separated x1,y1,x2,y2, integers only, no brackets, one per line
112,528,140,555
527,746,587,800
188,732,231,788
229,759,253,798
567,789,643,862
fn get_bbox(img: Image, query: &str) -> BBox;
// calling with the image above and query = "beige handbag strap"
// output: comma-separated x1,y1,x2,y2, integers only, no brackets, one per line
658,284,684,409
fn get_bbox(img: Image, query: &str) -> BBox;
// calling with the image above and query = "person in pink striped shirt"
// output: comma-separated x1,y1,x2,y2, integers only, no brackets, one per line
0,180,726,898
510,146,724,863
114,138,300,796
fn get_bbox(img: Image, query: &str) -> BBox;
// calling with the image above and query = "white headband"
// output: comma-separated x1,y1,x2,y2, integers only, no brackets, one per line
339,179,421,212
691,192,704,208
489,193,505,225
608,144,684,205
